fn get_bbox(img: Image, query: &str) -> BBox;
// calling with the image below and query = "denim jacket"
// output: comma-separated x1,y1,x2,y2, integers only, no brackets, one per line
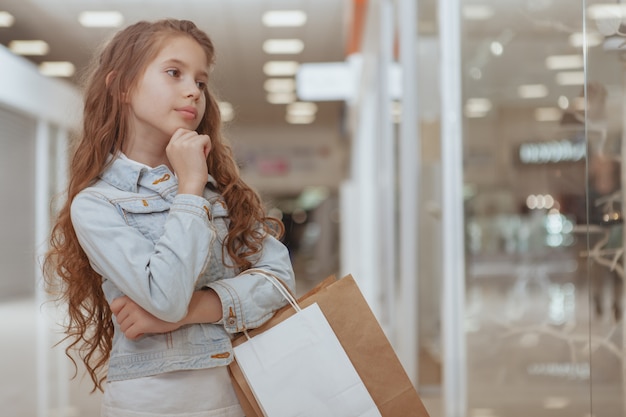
70,155,295,381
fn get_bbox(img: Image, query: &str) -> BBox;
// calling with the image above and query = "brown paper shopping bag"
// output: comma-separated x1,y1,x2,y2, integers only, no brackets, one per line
228,274,430,417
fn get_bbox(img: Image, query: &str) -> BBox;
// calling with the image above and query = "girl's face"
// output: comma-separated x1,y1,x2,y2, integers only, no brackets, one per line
126,36,209,148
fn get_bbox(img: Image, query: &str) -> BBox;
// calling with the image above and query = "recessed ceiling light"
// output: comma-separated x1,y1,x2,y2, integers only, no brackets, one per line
587,4,626,20
518,84,548,99
556,71,585,85
465,98,491,118
558,95,569,109
0,11,15,27
464,109,488,118
263,61,300,77
9,40,49,56
569,32,603,48
262,10,307,27
465,98,492,113
266,92,297,104
263,39,304,54
535,107,562,122
218,101,234,122
545,54,584,70
264,78,296,93
78,11,124,28
286,113,315,124
287,102,317,117
490,41,503,56
462,5,494,20
39,61,76,77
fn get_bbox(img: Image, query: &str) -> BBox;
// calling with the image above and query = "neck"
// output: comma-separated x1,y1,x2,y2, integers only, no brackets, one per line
122,141,170,169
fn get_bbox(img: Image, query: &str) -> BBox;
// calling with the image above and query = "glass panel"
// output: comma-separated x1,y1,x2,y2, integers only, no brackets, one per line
460,0,599,415
585,2,625,416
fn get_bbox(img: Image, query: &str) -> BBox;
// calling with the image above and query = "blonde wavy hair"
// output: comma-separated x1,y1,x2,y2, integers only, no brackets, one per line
44,19,283,392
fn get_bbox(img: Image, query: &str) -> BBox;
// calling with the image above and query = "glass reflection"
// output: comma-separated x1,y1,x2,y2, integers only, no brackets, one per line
460,0,620,415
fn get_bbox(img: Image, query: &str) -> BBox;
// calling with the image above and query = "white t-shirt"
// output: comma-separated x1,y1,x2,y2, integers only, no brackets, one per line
101,366,244,417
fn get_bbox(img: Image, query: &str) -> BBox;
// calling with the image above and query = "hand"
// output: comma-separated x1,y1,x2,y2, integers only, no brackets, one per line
110,296,182,340
166,128,212,196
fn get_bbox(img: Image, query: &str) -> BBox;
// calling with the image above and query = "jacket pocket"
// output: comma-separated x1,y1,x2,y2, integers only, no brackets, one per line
117,198,170,243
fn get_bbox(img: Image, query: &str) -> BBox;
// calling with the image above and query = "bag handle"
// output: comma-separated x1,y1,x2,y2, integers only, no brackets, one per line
244,268,301,313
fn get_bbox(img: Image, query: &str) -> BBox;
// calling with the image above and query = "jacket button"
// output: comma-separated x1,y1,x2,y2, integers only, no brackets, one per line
227,317,236,326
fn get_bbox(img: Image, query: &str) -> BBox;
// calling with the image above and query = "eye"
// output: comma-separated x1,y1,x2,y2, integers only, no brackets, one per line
196,81,207,90
166,69,180,77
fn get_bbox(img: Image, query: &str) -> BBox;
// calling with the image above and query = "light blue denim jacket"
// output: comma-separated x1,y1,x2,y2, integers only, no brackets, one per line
70,155,295,381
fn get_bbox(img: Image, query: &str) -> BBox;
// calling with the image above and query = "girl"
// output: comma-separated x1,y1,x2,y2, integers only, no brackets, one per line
44,19,295,417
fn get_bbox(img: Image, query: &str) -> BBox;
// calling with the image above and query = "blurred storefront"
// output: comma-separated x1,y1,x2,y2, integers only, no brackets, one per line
339,0,626,416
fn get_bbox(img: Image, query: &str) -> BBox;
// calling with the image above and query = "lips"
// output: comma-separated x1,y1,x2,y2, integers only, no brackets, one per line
176,106,198,120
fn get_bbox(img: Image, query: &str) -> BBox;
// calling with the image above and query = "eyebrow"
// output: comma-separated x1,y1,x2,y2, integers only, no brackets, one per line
163,58,209,79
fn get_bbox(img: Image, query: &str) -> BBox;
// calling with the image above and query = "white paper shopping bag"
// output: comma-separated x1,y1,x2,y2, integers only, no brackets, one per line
232,271,381,417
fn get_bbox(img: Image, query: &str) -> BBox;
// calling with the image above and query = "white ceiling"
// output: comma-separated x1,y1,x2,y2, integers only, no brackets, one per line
3,0,626,123
0,0,348,127
3,0,626,192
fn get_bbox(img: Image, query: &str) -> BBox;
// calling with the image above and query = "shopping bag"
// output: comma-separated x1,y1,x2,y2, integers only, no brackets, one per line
229,273,430,417
232,270,381,417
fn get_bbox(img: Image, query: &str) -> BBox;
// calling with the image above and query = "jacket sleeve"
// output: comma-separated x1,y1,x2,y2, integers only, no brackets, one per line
206,234,295,333
71,191,215,322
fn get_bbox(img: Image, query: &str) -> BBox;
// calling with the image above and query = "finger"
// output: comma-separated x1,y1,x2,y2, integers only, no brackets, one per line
110,296,128,315
170,129,198,145
125,323,144,340
170,128,193,142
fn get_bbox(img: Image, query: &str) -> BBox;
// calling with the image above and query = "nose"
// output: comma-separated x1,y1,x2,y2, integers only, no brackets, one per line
185,81,202,100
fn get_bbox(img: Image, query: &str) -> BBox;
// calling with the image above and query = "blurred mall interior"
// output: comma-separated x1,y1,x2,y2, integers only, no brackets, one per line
2,0,626,416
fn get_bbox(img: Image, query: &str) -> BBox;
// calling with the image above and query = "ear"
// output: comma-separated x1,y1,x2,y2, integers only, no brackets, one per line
105,71,117,88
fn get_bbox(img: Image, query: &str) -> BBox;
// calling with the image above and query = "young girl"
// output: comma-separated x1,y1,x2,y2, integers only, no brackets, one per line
44,19,295,417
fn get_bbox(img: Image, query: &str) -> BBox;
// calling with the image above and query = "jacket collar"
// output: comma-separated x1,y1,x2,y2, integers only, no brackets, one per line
99,153,217,194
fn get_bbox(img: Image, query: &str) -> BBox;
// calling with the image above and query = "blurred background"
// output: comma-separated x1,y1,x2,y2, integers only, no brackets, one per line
2,0,626,416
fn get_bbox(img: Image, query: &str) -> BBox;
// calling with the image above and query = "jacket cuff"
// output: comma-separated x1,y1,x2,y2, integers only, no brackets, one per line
206,280,245,333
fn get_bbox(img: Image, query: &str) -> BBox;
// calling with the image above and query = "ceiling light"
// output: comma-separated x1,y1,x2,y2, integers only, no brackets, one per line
587,4,626,20
518,84,548,99
490,41,503,56
263,39,304,54
464,109,488,118
569,32,603,48
286,114,315,124
464,97,492,118
39,61,76,77
218,101,234,122
266,92,297,104
465,98,492,113
9,40,49,56
263,61,300,77
462,5,494,20
535,107,562,122
0,11,15,27
78,11,124,28
556,71,585,85
287,102,317,117
545,54,583,70
262,10,307,27
264,78,296,93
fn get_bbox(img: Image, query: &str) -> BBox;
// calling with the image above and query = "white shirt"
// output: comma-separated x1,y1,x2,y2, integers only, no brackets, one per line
101,366,244,417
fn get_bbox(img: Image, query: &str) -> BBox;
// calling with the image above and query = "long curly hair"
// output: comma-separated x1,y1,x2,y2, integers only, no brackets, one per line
43,19,283,392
